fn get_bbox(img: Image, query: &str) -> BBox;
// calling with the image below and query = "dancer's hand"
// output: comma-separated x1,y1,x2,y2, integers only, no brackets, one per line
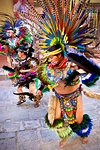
36,90,42,97
19,69,26,73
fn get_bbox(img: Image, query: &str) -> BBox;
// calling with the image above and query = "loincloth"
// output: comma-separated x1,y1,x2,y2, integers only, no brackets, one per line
55,85,82,127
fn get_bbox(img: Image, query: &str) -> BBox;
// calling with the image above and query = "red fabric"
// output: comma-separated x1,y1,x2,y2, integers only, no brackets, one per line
48,58,68,69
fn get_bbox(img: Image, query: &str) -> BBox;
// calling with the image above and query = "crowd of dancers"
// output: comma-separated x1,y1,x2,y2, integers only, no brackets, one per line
0,0,100,148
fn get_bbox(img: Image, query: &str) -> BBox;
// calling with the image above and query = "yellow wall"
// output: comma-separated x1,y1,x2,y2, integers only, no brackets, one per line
0,0,14,17
90,0,100,2
0,0,14,67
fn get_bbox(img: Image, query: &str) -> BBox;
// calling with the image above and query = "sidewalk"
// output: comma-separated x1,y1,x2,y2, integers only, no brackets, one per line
0,68,8,81
0,78,100,150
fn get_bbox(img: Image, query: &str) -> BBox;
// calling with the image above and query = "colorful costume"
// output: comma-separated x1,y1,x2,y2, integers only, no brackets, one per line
19,0,100,141
38,57,94,139
7,54,21,80
16,49,38,88
0,12,32,82
13,45,42,106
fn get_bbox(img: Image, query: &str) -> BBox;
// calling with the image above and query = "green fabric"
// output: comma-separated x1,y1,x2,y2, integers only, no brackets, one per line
41,86,50,93
19,38,24,44
45,113,73,139
45,113,64,129
37,64,53,85
56,126,73,140
34,78,40,89
80,114,91,129
82,75,99,87
70,114,92,133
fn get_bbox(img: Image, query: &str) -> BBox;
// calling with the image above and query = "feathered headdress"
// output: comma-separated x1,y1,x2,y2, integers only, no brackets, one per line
0,12,32,55
19,0,100,60
0,12,25,38
18,0,100,89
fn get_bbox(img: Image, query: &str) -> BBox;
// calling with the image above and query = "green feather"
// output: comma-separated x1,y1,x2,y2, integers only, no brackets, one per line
37,64,53,85
41,86,50,93
82,75,99,87
45,113,73,139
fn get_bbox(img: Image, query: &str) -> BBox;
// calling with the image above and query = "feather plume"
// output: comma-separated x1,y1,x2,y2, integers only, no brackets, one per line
67,52,100,75
2,66,15,72
18,0,100,59
82,73,99,87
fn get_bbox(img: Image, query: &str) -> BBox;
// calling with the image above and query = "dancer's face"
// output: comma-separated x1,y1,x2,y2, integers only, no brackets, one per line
48,53,62,66
18,51,24,58
7,30,14,38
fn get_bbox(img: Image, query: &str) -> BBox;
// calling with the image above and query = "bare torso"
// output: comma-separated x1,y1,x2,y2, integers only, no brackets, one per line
54,80,80,94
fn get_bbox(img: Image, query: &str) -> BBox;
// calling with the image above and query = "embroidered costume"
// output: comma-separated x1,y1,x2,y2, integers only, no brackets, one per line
16,50,38,88
0,13,31,82
13,45,42,106
55,85,82,126
13,0,100,142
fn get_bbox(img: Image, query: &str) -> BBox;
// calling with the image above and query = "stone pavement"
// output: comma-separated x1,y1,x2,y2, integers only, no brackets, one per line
0,78,100,150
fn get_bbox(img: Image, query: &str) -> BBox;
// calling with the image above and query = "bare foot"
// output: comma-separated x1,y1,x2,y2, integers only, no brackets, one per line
34,103,40,108
82,137,88,144
59,139,67,148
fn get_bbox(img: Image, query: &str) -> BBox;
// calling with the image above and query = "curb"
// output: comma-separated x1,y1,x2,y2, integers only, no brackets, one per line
0,75,8,81
0,68,8,81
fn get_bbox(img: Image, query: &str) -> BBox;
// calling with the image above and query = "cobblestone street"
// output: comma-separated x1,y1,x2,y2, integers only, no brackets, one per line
0,77,100,150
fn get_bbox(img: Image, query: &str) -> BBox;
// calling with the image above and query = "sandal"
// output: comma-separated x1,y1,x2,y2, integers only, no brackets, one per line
17,100,26,105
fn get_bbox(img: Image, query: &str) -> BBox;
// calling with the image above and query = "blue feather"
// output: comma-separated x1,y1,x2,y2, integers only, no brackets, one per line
82,73,99,87
73,22,80,30
77,3,81,13
15,20,23,27
77,45,85,49
5,20,12,26
39,26,49,35
64,12,68,21
45,33,53,39
78,28,86,36
74,38,83,42
57,30,60,38
76,48,84,52
66,16,70,27
79,10,85,20
71,0,73,11
51,13,56,26
72,33,78,39
72,28,79,35
44,39,51,44
45,14,55,36
59,6,62,18
77,120,93,137
44,20,50,29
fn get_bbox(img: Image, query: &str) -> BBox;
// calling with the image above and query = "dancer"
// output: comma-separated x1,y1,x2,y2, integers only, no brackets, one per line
38,44,100,147
0,13,28,84
19,0,100,147
14,45,41,107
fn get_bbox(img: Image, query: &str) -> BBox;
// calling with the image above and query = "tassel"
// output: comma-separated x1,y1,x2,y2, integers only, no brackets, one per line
48,95,57,125
82,88,100,99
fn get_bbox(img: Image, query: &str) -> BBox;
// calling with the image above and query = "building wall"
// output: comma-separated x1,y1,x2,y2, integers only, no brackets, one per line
0,0,14,16
90,0,100,2
0,0,14,68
